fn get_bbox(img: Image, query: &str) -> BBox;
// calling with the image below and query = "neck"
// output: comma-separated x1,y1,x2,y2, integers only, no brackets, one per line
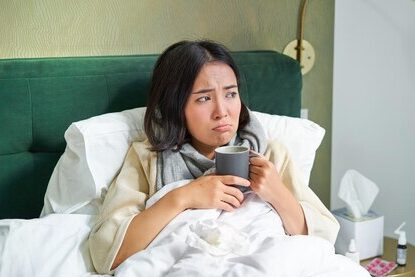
190,141,216,160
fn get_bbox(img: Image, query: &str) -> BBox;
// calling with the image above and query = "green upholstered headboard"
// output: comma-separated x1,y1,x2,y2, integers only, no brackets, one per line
0,51,301,219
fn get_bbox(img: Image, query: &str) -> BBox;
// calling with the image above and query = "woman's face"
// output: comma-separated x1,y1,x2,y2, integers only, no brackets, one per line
184,61,241,159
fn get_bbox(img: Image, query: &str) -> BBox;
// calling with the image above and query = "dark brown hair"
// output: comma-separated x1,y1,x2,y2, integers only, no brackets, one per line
144,40,250,151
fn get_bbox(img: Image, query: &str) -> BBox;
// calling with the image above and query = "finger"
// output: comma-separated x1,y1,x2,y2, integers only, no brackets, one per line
221,193,241,208
218,202,235,212
223,185,244,203
249,171,264,185
218,175,250,186
249,170,268,185
249,163,266,174
249,170,262,177
249,149,265,157
249,156,269,166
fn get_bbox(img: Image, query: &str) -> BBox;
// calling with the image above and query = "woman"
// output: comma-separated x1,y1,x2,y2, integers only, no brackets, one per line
89,40,339,274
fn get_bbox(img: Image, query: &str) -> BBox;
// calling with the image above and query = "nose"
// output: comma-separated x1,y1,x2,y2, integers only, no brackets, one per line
213,98,228,119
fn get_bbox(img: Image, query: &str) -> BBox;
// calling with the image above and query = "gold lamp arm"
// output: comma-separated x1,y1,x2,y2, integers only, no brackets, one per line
297,0,308,63
283,0,315,75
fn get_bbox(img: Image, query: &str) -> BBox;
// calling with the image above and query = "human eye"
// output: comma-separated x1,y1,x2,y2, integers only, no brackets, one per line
196,95,211,103
225,91,238,98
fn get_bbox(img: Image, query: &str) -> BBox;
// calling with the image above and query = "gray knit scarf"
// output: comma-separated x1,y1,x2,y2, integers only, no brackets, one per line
156,110,267,190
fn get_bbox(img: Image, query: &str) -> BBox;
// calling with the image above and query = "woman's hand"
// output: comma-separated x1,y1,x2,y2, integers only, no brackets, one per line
249,154,283,203
176,175,250,212
249,153,308,235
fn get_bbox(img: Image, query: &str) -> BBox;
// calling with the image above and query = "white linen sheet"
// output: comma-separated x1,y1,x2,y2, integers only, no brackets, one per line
0,180,370,277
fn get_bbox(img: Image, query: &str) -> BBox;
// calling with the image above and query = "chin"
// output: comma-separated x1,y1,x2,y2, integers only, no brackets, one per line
215,134,234,146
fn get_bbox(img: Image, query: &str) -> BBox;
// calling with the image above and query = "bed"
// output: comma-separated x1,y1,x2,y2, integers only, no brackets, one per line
0,51,369,276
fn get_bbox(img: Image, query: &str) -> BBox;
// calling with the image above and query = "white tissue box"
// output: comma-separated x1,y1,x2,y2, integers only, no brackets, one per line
332,207,384,260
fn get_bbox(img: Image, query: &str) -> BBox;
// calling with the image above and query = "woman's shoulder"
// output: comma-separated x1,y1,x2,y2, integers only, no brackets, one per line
266,139,289,155
131,138,152,148
126,139,158,193
265,138,296,166
128,139,157,162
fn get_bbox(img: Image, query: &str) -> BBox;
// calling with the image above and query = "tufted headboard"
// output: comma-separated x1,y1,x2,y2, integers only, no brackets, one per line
0,51,301,219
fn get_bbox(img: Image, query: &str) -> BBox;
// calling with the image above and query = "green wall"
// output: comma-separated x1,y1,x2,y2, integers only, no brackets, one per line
0,0,334,206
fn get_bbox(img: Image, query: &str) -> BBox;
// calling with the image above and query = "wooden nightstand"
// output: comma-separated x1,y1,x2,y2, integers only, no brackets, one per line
361,237,414,276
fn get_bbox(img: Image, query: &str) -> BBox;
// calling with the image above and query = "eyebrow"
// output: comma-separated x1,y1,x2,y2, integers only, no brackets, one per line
192,84,238,94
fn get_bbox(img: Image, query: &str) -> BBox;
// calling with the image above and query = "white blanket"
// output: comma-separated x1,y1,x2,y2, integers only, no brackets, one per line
0,214,105,277
116,180,370,277
0,180,370,277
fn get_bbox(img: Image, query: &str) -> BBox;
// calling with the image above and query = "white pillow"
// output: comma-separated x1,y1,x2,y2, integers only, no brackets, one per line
251,111,324,185
41,108,324,216
41,108,146,216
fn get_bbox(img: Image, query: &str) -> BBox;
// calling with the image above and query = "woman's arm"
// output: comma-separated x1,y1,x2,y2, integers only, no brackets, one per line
112,188,184,269
266,180,308,235
112,175,250,270
249,155,308,235
249,141,339,241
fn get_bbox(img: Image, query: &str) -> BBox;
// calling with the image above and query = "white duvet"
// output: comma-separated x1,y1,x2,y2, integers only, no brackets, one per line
0,180,370,277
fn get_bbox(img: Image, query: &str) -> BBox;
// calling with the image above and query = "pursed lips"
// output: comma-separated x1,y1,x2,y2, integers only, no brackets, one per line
212,124,232,132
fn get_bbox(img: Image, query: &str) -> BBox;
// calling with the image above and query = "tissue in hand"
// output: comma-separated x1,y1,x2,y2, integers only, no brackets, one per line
333,169,384,260
338,169,379,218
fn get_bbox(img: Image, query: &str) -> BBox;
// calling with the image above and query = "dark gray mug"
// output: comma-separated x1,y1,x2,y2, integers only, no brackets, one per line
215,145,250,192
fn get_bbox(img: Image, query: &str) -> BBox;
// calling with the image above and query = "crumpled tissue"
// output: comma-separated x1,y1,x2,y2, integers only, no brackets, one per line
186,219,249,256
338,169,379,219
